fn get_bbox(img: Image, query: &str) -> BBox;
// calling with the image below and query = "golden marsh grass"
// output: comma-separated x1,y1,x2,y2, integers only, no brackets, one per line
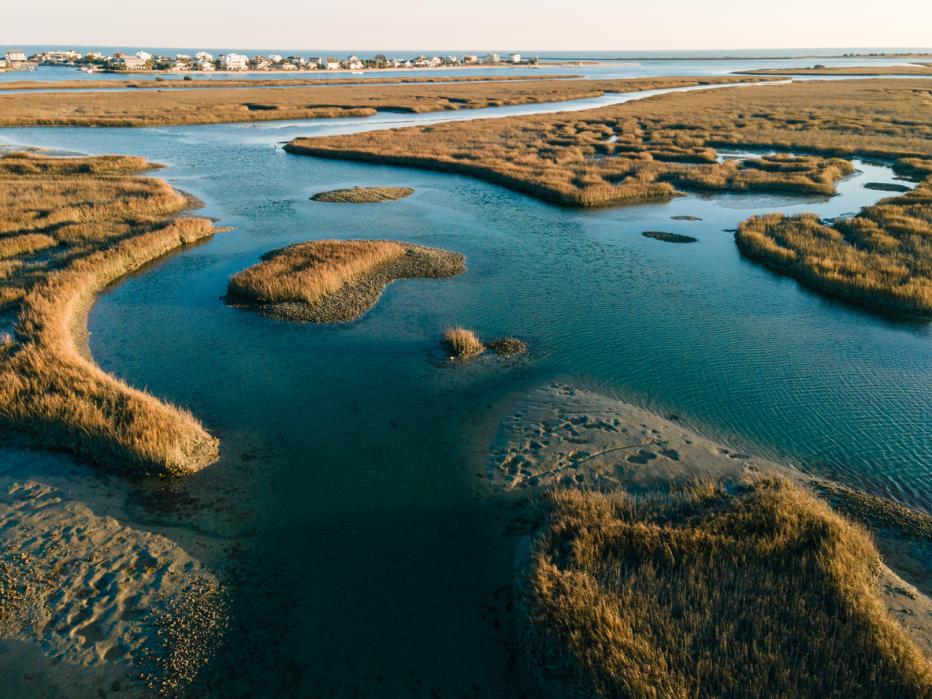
0,76,771,128
230,240,407,306
736,177,932,318
0,152,221,475
228,239,465,323
525,478,932,698
311,186,414,203
287,79,930,207
442,327,485,358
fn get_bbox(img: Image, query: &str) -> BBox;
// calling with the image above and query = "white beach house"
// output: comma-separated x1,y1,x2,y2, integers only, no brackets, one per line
221,53,249,70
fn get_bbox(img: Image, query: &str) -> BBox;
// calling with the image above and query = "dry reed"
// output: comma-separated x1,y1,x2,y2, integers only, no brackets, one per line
0,152,221,475
524,478,932,698
0,76,771,128
443,327,485,358
736,177,932,318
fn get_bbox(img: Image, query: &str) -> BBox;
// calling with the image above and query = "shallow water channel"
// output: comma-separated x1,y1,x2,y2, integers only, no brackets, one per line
0,84,929,696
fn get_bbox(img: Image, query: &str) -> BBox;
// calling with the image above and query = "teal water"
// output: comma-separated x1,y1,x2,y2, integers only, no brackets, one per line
0,95,929,696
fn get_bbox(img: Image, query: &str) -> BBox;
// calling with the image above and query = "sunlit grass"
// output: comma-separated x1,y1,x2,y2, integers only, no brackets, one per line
0,152,221,475
525,478,932,698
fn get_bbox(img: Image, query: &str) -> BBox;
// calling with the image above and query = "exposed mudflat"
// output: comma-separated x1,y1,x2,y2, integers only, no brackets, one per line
0,448,227,696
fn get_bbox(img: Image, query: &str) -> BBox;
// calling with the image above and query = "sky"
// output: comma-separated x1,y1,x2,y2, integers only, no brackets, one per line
4,0,932,52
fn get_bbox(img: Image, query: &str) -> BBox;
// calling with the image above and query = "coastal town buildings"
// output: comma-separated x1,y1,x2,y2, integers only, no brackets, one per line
1,48,536,74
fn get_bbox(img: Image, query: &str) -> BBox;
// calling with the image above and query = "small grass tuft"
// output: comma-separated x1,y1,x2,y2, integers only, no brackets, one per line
443,327,485,359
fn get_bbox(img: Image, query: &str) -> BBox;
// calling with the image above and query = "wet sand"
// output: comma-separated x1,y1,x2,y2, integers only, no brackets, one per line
0,446,227,696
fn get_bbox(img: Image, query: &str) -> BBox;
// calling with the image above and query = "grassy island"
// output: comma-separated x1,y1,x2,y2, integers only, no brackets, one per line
0,152,222,476
524,478,932,698
311,186,414,203
442,328,527,359
227,239,465,323
0,76,770,128
736,177,932,318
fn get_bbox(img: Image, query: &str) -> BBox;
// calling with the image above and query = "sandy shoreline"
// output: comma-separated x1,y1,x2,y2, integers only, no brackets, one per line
0,446,228,696
489,382,932,655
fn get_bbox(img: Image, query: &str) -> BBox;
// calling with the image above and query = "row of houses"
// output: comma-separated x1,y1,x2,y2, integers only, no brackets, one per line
2,48,535,74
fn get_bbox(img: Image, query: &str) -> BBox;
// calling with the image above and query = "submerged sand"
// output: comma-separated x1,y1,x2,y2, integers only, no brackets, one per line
0,447,227,696
490,383,932,655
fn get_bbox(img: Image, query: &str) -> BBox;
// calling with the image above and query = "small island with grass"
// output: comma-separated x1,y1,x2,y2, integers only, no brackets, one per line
442,326,527,360
227,239,465,322
311,186,414,203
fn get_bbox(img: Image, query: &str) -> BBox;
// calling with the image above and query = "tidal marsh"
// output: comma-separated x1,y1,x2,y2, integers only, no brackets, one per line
287,79,929,207
735,177,932,318
0,152,221,476
288,79,931,317
0,76,770,127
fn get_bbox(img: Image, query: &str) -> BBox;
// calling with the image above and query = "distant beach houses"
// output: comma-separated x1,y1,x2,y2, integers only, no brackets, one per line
0,47,540,73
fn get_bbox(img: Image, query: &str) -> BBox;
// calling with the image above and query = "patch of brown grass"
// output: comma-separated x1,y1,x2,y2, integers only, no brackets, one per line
736,177,932,318
0,152,222,475
525,478,932,698
0,76,771,127
739,65,932,76
229,240,406,306
227,239,465,323
443,326,485,359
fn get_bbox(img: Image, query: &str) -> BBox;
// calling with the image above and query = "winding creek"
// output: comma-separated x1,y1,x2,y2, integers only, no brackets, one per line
0,79,930,696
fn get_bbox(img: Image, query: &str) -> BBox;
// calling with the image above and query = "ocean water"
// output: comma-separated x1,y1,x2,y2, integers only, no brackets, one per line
0,86,929,695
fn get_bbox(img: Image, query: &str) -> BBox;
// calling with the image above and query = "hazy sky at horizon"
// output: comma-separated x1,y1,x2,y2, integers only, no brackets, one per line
4,0,931,51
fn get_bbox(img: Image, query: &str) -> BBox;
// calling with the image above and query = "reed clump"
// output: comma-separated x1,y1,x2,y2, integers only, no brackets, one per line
443,327,485,359
0,152,222,475
311,186,414,203
228,239,465,323
735,177,932,318
524,478,932,698
0,76,769,128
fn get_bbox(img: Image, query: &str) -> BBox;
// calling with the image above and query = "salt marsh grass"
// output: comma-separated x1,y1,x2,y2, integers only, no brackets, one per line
0,153,221,475
525,478,932,698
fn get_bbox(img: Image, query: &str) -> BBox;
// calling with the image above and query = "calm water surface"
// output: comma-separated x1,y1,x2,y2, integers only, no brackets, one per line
1,90,929,696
